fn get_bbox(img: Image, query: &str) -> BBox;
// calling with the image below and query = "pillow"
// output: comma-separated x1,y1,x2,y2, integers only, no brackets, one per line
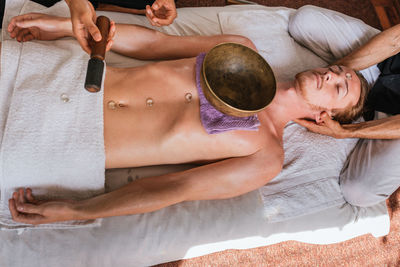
289,5,381,85
218,9,327,81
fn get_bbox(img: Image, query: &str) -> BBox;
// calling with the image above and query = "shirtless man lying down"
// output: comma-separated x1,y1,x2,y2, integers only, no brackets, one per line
5,13,366,225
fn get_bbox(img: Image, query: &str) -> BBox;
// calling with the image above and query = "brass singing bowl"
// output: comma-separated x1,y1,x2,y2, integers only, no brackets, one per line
201,43,276,117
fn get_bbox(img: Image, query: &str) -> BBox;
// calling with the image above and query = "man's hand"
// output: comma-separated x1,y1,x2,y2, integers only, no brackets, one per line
8,188,79,225
294,112,351,139
8,11,116,53
66,0,101,54
8,13,72,42
145,0,177,27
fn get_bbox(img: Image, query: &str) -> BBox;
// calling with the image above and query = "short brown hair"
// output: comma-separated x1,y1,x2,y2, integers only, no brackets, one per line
332,71,370,124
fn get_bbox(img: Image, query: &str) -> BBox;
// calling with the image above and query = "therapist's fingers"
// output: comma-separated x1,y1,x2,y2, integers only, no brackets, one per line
86,20,102,42
145,6,161,27
108,20,116,41
293,118,317,129
150,0,177,26
150,12,175,26
105,20,115,52
320,112,338,127
71,16,100,53
145,6,156,26
74,28,92,54
106,40,114,52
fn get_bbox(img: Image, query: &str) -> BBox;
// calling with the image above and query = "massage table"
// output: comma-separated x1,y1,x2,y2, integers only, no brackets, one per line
0,1,390,266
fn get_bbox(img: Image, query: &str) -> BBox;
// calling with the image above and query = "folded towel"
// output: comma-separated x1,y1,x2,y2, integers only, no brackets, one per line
0,0,105,230
260,122,358,222
195,53,260,134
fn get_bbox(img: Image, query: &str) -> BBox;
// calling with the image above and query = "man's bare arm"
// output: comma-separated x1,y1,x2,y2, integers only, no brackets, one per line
336,24,400,70
295,112,400,139
111,23,255,60
8,13,255,60
9,149,282,224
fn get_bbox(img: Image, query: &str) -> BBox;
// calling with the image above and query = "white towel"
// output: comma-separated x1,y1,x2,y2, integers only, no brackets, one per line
260,122,358,222
0,0,105,230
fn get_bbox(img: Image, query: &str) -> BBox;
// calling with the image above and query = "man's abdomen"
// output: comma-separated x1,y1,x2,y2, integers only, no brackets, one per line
103,60,203,168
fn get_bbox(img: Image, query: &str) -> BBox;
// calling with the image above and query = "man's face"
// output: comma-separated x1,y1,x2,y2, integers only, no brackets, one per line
295,65,361,113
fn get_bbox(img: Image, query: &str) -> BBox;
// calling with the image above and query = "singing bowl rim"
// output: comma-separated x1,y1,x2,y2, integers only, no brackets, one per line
201,42,276,117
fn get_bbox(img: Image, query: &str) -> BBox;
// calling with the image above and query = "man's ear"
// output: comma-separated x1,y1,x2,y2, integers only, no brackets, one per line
315,111,332,124
315,113,323,124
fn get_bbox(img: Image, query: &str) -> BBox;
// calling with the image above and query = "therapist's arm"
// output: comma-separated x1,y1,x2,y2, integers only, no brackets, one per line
336,24,400,70
294,113,400,139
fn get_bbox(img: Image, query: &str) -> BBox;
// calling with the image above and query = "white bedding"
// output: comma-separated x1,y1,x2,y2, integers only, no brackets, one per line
0,1,390,266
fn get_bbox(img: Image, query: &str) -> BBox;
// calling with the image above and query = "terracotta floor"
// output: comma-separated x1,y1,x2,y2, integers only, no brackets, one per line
158,189,400,266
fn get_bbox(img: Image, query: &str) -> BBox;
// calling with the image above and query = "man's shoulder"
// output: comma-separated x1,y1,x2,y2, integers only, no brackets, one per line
232,129,283,158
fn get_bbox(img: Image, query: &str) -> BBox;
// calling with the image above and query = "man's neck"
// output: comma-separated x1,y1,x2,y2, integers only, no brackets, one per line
260,80,314,135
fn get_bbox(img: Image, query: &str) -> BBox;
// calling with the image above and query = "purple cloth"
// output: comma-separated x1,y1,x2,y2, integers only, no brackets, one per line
196,53,260,134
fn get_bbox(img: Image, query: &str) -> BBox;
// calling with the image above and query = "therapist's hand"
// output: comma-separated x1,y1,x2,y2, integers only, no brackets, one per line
66,0,101,54
294,112,351,139
145,0,177,27
9,188,79,225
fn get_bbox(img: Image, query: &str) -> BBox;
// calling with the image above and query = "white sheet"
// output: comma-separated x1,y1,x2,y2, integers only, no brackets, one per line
0,0,104,230
0,2,390,266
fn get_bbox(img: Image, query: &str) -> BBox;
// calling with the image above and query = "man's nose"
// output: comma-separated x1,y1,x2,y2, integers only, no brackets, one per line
323,71,339,83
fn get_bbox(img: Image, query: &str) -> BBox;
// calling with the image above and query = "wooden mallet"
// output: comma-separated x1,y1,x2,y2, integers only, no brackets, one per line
84,16,111,93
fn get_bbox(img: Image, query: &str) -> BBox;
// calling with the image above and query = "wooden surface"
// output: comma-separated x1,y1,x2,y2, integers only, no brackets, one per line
371,0,400,29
